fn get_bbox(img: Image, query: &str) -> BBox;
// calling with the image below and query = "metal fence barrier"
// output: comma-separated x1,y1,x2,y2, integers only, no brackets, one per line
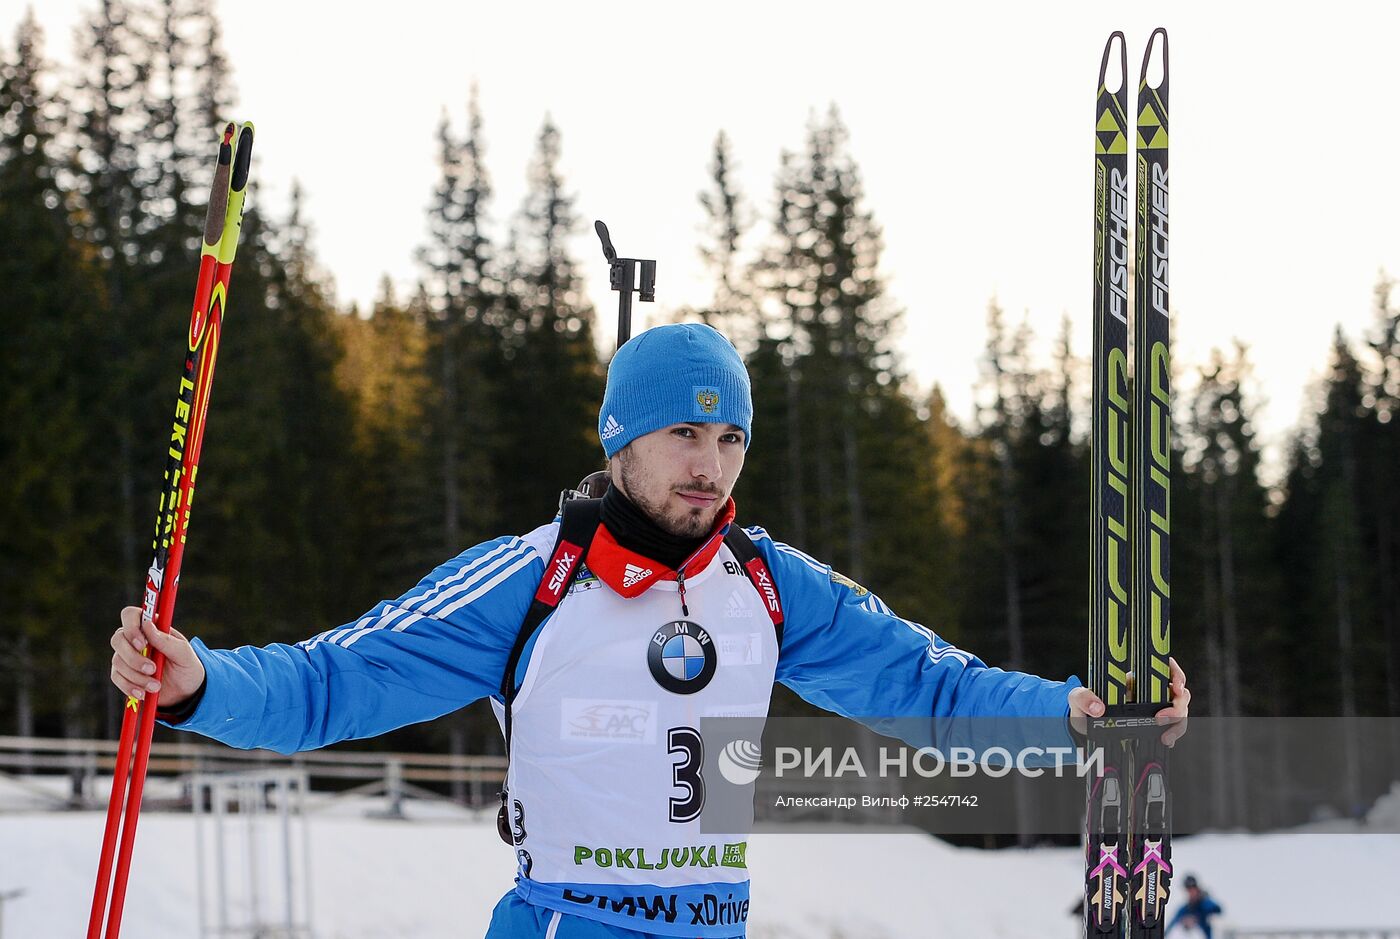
0,734,506,815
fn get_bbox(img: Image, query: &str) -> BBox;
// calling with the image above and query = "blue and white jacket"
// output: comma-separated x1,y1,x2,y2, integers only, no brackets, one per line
170,511,1080,936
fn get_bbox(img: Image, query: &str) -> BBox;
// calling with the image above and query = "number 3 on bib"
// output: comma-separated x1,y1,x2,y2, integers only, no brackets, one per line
668,727,705,822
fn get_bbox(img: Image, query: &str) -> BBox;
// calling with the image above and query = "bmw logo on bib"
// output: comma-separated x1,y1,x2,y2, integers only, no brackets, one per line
648,620,717,694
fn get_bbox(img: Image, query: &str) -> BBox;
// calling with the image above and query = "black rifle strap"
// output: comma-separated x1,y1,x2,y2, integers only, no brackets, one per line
498,496,601,844
501,497,601,721
723,526,785,650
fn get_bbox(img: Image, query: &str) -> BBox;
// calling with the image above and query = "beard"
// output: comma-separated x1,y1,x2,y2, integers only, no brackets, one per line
617,451,724,538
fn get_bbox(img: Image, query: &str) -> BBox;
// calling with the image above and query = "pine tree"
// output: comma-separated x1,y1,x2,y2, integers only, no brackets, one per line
1276,330,1376,811
182,191,360,648
67,0,158,655
976,302,1029,669
695,130,754,341
189,0,235,140
1178,343,1280,824
140,0,236,249
417,87,499,553
1363,274,1400,718
1019,316,1087,673
50,0,247,734
750,148,813,546
925,386,969,553
958,304,1086,676
745,109,950,620
0,13,105,735
336,279,440,595
493,116,603,533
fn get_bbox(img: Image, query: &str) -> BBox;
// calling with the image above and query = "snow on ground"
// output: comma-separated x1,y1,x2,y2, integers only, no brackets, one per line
4,776,1400,938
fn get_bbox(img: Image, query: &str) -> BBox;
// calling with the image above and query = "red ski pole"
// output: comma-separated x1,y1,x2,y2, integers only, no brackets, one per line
87,120,254,939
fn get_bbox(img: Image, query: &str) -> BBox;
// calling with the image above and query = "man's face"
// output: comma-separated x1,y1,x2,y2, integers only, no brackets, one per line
611,422,746,538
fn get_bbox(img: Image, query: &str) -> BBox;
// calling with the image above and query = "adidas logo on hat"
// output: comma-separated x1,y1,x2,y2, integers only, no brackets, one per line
601,414,625,441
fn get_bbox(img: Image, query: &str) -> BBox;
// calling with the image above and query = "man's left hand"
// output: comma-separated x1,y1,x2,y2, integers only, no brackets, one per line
1068,656,1190,746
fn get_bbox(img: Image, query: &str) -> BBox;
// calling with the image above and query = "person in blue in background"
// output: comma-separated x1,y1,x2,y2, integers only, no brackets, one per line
1167,875,1224,938
110,323,1191,938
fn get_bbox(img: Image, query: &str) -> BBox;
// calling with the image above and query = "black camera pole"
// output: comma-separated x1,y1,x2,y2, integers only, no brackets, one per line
594,219,655,349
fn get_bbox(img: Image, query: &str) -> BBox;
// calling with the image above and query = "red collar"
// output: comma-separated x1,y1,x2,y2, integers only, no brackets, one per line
586,498,736,598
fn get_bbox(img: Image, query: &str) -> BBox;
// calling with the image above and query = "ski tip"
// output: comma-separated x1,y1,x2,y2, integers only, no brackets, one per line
231,122,255,193
1140,28,1168,89
1098,32,1127,94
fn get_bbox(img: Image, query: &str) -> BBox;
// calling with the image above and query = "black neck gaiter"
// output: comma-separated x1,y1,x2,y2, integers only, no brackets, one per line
600,485,707,571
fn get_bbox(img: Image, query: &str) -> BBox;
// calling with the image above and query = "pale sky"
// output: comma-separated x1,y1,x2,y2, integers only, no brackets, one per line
8,1,1400,483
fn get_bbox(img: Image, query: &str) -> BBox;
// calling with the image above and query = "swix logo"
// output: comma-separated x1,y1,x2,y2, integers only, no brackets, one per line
548,550,578,595
536,540,583,604
623,563,653,588
745,559,781,621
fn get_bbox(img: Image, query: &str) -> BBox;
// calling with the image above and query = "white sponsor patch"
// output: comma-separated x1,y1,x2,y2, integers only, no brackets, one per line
703,702,770,719
568,564,601,594
716,633,763,666
724,589,754,619
560,698,657,744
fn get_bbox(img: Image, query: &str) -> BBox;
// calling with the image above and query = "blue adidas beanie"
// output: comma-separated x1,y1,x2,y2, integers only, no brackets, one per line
598,323,753,458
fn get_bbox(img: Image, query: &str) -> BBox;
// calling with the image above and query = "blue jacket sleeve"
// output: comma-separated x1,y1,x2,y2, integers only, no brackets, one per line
166,535,540,754
751,527,1081,747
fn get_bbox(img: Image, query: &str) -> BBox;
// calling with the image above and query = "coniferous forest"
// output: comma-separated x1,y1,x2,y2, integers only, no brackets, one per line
3,2,1399,782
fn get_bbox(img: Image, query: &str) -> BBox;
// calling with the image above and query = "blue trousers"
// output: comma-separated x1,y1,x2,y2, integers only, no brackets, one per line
484,890,745,939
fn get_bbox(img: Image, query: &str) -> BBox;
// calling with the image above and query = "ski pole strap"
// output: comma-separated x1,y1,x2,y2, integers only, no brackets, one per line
722,527,784,650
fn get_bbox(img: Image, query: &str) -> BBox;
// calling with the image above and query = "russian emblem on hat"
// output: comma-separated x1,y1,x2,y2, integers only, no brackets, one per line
694,387,721,415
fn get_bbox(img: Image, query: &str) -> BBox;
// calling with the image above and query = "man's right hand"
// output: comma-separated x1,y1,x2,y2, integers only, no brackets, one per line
109,607,206,709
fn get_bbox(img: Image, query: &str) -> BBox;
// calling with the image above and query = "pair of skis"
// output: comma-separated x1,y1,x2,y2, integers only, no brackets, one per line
1084,28,1173,939
87,121,254,939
